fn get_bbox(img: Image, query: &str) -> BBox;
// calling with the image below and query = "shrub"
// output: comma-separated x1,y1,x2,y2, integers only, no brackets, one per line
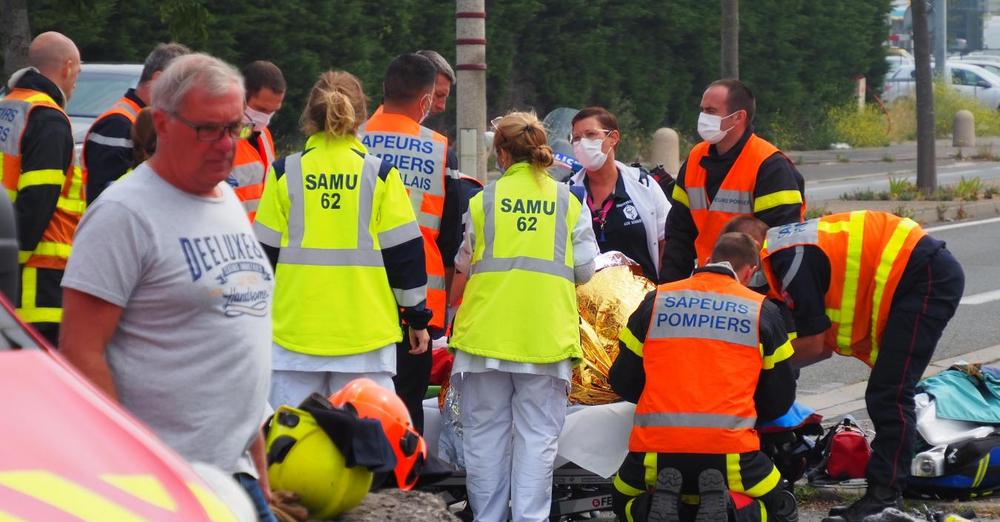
827,104,891,147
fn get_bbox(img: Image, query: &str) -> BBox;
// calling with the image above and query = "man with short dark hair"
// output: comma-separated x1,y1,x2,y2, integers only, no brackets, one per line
84,42,190,204
231,60,285,220
416,49,455,116
660,79,806,284
610,232,798,522
0,31,83,344
358,53,465,434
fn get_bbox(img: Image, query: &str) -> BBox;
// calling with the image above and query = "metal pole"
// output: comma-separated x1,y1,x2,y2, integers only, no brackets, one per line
913,0,938,193
933,0,947,78
456,0,487,182
721,0,739,79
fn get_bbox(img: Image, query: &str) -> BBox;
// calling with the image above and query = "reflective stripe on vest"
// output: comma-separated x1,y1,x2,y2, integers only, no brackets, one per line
471,181,573,281
761,211,925,365
81,96,141,174
232,139,268,221
684,133,791,266
360,113,450,327
0,88,84,271
629,272,764,454
279,151,382,266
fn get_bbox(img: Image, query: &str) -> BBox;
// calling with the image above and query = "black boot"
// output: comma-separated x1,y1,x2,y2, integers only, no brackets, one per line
695,469,728,522
648,467,683,522
823,484,902,522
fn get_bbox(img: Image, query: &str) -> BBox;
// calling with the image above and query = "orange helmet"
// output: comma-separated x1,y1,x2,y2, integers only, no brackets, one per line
328,378,427,490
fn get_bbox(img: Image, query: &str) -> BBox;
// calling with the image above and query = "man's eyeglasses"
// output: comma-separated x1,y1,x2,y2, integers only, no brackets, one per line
569,129,612,145
172,112,253,142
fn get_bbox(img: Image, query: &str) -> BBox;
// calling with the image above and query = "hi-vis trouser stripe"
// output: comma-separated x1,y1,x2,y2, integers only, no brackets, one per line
275,152,425,307
17,266,61,324
471,182,573,281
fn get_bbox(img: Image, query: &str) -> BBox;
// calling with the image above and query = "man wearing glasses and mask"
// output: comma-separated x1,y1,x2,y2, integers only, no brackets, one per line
661,79,806,284
60,54,278,520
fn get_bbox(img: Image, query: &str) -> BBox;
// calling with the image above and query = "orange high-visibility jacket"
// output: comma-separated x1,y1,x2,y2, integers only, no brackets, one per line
760,211,926,366
233,128,276,222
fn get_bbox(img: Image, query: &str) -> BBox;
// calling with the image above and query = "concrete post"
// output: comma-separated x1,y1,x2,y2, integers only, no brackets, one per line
855,76,866,112
933,0,947,79
456,0,487,182
650,128,680,176
953,110,975,147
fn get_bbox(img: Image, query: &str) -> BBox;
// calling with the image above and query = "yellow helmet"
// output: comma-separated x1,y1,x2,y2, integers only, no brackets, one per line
265,405,373,519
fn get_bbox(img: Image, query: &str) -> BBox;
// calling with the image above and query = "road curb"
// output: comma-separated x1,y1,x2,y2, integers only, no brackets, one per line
818,198,1000,225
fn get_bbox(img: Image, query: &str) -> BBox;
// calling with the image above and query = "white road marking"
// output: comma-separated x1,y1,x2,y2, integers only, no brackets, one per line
960,288,1000,305
925,215,1000,233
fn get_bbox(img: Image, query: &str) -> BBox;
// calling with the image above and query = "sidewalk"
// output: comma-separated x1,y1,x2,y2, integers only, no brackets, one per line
788,137,1000,165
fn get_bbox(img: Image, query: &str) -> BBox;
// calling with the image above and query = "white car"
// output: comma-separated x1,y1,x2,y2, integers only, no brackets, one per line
882,61,1000,109
64,63,143,143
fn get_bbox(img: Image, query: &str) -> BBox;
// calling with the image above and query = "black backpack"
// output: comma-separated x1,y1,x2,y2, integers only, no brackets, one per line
906,434,1000,500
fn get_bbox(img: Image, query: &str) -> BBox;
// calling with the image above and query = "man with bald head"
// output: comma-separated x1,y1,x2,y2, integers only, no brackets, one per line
0,31,82,344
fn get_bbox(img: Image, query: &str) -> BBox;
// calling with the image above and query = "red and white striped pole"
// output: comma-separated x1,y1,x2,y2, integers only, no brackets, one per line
456,0,487,182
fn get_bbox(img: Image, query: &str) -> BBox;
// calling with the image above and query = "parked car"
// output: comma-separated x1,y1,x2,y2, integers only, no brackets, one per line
64,63,143,143
950,55,1000,76
882,61,1000,109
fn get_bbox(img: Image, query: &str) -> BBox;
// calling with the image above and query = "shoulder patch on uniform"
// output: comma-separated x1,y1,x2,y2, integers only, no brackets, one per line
569,185,586,203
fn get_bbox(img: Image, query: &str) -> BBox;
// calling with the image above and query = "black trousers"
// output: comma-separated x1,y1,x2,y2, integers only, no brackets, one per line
866,246,964,490
18,266,63,347
393,325,434,434
612,450,781,522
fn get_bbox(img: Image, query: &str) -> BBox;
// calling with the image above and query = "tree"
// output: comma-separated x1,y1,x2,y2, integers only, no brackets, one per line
0,0,32,78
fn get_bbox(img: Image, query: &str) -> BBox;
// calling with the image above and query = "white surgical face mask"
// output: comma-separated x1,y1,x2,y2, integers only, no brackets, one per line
572,138,609,171
697,111,737,144
245,107,273,132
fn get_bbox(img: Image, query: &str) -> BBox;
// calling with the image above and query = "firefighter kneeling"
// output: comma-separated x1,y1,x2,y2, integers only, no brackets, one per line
609,232,798,522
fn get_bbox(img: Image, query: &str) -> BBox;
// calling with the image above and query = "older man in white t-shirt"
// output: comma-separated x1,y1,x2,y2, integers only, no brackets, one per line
60,53,275,520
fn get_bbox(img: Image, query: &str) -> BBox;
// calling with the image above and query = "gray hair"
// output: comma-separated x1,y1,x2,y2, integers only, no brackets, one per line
416,49,455,84
151,53,244,114
140,42,192,84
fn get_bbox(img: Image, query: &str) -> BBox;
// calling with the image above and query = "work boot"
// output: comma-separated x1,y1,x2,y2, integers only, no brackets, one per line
648,467,683,522
823,484,902,521
695,469,728,522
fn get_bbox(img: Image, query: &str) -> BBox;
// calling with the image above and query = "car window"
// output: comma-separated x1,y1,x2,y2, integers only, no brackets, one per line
951,69,977,86
65,73,139,118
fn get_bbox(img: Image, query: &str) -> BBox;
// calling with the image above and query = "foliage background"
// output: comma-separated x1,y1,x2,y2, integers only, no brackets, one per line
5,0,891,152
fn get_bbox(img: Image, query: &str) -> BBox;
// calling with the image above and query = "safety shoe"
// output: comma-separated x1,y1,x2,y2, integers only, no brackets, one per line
823,484,902,521
694,469,728,522
648,467,683,522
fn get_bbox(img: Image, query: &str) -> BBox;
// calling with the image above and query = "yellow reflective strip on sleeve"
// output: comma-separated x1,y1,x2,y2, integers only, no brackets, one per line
671,184,690,208
726,453,744,492
17,307,62,324
787,330,797,341
20,267,35,308
836,212,866,353
761,499,768,521
57,195,86,215
753,190,803,213
869,218,918,364
17,169,65,190
5,189,16,202
18,251,31,264
973,454,990,488
30,241,72,259
762,340,794,370
0,470,145,521
101,474,177,512
614,474,646,497
643,452,658,488
744,464,782,497
624,498,637,522
619,326,644,357
188,482,239,522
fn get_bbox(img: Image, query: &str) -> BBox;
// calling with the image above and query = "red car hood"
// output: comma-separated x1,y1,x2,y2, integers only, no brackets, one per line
0,349,237,521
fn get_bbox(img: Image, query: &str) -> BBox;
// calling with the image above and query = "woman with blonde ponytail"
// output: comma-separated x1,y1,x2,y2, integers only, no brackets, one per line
450,111,599,522
255,70,432,408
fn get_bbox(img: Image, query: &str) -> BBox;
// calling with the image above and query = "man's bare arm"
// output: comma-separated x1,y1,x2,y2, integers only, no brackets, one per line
59,288,124,400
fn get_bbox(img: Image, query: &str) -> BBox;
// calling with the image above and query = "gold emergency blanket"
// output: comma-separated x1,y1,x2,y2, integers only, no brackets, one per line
572,253,655,405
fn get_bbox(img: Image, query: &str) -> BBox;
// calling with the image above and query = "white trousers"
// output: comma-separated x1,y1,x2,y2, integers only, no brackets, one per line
269,370,395,409
459,371,568,522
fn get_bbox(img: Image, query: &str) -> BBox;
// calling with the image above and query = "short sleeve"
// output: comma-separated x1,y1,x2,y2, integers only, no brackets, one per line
572,203,599,267
61,201,152,307
252,165,288,247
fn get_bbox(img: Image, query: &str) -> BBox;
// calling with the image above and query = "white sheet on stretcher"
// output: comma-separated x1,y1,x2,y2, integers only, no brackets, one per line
423,399,636,479
915,392,997,447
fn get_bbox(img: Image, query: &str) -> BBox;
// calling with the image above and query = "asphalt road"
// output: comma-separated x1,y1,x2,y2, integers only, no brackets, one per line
801,160,1000,203
794,216,1000,420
